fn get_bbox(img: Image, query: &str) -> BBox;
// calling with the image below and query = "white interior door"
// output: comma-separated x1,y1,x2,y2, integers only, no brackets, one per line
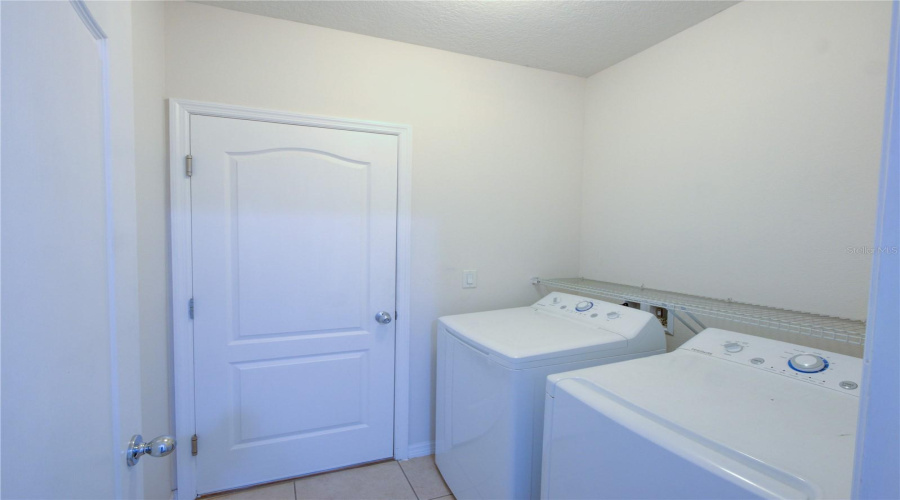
1,2,143,498
190,115,399,494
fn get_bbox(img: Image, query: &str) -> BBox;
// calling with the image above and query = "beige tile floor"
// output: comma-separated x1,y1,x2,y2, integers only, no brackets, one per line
207,456,454,500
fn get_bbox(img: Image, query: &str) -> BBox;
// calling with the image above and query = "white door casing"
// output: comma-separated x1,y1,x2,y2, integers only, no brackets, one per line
1,1,143,498
852,3,899,497
170,101,412,498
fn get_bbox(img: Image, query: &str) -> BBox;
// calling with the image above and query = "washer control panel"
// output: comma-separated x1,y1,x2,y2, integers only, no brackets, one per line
532,292,655,338
680,328,862,395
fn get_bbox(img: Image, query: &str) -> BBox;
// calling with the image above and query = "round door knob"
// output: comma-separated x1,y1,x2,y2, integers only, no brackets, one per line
127,434,176,466
789,354,827,373
375,311,392,324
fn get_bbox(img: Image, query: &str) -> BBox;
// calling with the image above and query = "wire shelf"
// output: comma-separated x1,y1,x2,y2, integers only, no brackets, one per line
533,277,866,345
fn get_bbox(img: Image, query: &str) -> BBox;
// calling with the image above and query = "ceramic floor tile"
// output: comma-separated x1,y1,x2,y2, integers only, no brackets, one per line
207,482,296,500
398,456,451,500
294,461,417,500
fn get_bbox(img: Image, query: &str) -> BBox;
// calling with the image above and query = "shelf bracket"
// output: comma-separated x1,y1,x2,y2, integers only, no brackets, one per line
681,309,707,331
672,311,701,335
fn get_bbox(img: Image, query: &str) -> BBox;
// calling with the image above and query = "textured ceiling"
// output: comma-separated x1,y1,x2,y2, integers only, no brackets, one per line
193,1,738,77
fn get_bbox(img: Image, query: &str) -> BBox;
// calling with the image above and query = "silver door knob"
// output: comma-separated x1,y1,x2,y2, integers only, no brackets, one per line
375,311,392,324
127,434,176,466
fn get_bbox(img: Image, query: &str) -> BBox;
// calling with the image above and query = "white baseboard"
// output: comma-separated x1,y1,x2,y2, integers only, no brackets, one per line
406,440,434,458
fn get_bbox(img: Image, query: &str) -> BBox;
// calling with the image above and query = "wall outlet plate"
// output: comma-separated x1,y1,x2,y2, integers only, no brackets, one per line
463,270,477,288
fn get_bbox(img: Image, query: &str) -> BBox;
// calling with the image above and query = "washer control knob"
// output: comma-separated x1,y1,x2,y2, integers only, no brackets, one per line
553,297,561,304
750,357,765,365
606,311,620,319
789,354,827,373
724,342,743,353
839,381,858,390
575,301,593,312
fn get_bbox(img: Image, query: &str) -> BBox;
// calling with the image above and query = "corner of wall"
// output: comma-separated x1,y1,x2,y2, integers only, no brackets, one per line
406,440,436,459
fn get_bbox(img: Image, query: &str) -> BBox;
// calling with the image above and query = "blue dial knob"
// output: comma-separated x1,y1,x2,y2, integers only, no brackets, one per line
575,301,593,312
789,354,828,373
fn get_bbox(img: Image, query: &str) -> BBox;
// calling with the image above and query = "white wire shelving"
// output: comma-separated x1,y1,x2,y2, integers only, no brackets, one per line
533,277,866,345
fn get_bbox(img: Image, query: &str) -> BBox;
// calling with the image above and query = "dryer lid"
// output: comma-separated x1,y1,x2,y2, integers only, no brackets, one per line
439,306,629,366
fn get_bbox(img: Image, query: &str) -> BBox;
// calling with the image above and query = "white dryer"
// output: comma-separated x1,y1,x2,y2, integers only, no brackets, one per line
435,292,666,500
541,328,862,499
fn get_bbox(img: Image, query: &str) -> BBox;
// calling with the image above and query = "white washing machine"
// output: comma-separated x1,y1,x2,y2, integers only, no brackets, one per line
541,328,862,499
435,292,666,500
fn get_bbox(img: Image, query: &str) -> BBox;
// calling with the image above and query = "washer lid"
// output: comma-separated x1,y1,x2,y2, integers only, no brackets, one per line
546,330,861,499
439,306,629,366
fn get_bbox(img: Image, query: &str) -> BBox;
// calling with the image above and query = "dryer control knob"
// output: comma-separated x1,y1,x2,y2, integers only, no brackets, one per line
724,342,743,353
789,354,827,373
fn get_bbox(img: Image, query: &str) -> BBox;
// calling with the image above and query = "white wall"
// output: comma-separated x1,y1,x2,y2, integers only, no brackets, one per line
579,1,891,352
136,2,584,484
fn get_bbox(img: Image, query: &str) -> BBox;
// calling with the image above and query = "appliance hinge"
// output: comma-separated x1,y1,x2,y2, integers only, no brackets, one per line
191,434,198,456
189,298,194,320
185,154,193,177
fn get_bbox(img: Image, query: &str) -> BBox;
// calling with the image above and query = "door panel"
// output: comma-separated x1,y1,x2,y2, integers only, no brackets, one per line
191,116,398,494
232,149,368,337
1,2,142,498
233,352,366,443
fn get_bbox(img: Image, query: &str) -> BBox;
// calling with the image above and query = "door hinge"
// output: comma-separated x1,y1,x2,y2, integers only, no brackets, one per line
189,298,194,320
191,434,198,456
185,154,193,177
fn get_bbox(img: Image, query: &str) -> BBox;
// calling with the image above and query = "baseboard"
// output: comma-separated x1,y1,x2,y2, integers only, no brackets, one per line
406,440,434,458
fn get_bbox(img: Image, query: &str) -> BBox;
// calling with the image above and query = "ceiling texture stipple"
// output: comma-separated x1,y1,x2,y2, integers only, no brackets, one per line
193,1,738,77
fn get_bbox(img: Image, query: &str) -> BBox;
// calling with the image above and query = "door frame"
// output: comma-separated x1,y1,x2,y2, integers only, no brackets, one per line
168,99,413,499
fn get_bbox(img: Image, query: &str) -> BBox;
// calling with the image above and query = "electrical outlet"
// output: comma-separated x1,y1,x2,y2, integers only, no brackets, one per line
463,270,477,288
653,306,669,328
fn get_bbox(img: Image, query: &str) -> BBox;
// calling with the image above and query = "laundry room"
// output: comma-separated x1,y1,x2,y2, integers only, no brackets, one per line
1,1,897,500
